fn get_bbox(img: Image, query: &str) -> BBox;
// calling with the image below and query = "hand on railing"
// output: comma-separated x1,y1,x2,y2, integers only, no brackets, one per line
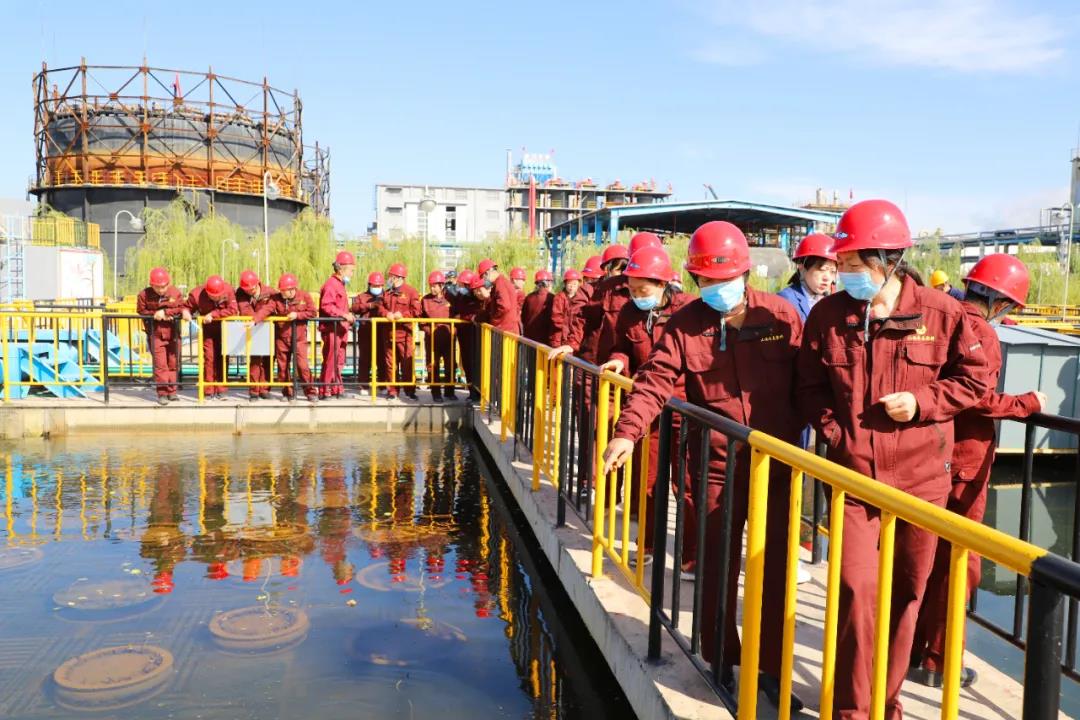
599,359,624,375
1035,391,1048,412
602,437,634,475
548,345,574,360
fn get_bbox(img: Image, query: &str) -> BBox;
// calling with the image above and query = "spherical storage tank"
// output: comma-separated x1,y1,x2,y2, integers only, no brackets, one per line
30,60,330,275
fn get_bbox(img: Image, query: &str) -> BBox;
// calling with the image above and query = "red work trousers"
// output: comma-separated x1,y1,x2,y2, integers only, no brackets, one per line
696,445,794,679
202,330,225,396
356,322,378,386
383,329,415,395
150,332,179,397
834,496,944,719
248,355,271,397
456,325,477,390
628,414,694,565
911,474,988,673
425,326,453,390
319,325,347,397
275,336,315,399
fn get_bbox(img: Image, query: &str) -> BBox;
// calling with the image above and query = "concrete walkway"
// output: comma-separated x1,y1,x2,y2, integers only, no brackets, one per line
471,410,1071,720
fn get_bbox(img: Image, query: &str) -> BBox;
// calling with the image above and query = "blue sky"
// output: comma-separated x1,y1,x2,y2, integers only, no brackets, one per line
1,0,1077,235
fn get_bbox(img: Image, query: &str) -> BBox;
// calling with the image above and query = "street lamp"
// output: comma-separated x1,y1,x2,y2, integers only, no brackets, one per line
112,209,144,298
220,238,239,276
263,171,280,282
419,193,436,286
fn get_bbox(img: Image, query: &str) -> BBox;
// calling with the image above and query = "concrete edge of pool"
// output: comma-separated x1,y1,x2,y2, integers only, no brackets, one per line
471,408,728,720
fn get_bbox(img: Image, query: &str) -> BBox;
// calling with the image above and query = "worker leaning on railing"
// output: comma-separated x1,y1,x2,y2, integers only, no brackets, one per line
136,266,190,405
351,271,386,390
795,199,990,719
186,275,238,400
318,251,356,399
909,253,1046,689
421,270,456,403
601,221,806,712
236,270,275,401
251,273,318,403
521,270,555,345
597,245,696,576
449,269,484,402
378,263,421,401
548,269,586,350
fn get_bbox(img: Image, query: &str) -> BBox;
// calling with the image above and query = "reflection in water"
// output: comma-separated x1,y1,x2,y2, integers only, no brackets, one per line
0,432,634,720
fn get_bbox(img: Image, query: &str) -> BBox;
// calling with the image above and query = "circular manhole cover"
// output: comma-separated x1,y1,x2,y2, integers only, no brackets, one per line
354,562,452,593
53,645,173,711
53,578,163,620
209,606,309,654
0,546,44,571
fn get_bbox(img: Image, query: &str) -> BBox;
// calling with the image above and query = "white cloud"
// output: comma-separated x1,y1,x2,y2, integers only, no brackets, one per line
695,0,1066,72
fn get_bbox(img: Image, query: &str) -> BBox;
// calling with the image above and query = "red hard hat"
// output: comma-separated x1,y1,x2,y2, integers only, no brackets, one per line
510,267,526,281
469,274,487,291
388,262,407,278
963,253,1030,307
428,270,446,285
534,269,553,283
625,246,674,283
239,269,260,292
582,256,603,278
478,258,497,275
205,275,226,296
628,232,662,256
277,273,298,291
149,267,170,286
833,199,912,254
793,233,837,262
601,244,629,266
368,271,385,286
685,222,751,280
457,270,477,287
335,250,356,265
563,268,582,282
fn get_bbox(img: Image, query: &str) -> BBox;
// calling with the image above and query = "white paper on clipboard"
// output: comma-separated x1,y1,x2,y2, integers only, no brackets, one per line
224,321,272,357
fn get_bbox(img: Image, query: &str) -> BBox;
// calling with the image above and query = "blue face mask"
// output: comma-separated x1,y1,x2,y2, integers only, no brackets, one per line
632,294,659,311
700,277,745,313
838,271,882,301
370,287,383,296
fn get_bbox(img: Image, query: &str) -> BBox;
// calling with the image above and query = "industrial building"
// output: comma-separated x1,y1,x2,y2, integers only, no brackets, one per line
373,183,507,245
30,60,330,276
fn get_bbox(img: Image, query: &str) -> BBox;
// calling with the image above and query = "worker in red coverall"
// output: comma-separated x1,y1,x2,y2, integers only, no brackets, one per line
421,270,455,402
596,233,665,362
602,221,805,711
380,262,421,400
318,251,356,398
252,273,317,402
477,258,520,333
796,199,989,719
909,253,1045,689
552,243,628,363
186,274,239,400
450,269,484,402
235,269,275,401
137,266,190,404
548,269,585,348
521,270,555,344
581,255,603,293
599,246,695,565
510,267,527,320
351,271,386,389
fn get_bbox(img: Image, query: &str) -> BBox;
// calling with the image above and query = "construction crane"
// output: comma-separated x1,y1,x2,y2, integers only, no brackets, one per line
703,183,718,200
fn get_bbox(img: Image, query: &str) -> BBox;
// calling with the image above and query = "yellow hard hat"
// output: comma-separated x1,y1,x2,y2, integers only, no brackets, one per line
930,269,949,287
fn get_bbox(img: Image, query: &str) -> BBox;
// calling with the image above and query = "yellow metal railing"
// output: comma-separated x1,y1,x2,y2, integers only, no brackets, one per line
29,216,101,249
478,324,1070,720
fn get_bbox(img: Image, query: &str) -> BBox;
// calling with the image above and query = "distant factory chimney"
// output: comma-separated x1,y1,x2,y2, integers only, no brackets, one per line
1071,146,1080,210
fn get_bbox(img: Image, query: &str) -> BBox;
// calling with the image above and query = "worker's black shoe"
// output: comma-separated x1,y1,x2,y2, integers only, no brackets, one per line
906,665,977,688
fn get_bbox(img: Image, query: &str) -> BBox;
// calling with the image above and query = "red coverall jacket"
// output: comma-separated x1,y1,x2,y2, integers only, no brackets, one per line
185,285,239,331
515,287,526,319
796,275,990,498
378,284,421,339
595,278,633,364
521,288,554,344
574,274,627,363
236,287,275,319
612,288,804,671
252,290,317,341
487,274,520,333
137,286,186,337
318,276,351,330
549,289,586,348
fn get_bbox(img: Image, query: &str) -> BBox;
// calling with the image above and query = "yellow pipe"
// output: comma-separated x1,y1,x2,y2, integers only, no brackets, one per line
940,544,969,720
819,488,846,719
778,467,804,720
870,511,897,720
532,349,546,491
591,377,611,579
737,448,770,720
